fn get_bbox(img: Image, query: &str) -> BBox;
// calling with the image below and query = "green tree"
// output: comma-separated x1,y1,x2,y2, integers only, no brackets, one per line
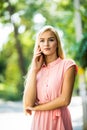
0,0,87,100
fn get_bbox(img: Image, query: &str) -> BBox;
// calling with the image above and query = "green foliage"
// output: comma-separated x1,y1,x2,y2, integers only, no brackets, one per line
0,40,23,100
0,0,87,100
0,52,7,74
0,50,7,82
0,83,23,101
75,34,87,68
20,30,34,63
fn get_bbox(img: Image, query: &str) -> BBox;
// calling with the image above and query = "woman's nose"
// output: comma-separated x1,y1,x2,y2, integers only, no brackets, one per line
44,40,49,46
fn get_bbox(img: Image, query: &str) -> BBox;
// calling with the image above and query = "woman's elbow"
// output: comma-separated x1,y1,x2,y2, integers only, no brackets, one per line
61,96,71,107
64,98,71,106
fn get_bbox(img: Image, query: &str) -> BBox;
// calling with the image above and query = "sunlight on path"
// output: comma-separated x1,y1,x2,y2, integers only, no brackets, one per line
69,96,83,130
0,113,33,130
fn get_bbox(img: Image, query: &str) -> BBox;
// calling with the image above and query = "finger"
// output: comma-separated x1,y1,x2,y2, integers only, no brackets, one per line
33,53,42,60
39,55,43,62
35,51,42,55
24,109,32,115
25,109,32,115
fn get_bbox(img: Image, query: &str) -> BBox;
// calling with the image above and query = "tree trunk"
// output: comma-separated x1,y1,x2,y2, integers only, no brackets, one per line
74,0,82,42
14,24,26,75
7,0,26,75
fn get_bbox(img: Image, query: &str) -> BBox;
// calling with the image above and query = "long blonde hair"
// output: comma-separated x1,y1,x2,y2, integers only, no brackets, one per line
34,25,65,59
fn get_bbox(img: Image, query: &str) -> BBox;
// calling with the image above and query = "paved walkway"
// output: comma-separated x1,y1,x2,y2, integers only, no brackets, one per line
0,96,83,130
69,96,83,130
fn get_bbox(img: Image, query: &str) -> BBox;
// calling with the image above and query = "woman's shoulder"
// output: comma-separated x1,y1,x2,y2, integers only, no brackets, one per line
62,58,76,65
55,57,76,68
61,58,78,73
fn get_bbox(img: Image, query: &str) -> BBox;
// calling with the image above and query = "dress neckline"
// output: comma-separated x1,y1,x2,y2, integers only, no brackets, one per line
42,57,62,68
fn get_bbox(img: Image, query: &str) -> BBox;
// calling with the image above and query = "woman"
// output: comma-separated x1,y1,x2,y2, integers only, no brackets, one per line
23,25,77,130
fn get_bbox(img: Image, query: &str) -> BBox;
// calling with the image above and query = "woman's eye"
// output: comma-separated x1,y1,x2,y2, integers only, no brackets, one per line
40,40,44,43
49,38,54,42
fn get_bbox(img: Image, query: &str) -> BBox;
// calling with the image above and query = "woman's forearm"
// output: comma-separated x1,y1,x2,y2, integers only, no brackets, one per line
23,69,37,108
34,95,69,111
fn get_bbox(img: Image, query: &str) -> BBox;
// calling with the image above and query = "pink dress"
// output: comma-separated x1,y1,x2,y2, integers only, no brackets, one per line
31,57,77,130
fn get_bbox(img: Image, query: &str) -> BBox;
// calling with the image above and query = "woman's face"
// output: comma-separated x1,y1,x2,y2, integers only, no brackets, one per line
39,30,58,56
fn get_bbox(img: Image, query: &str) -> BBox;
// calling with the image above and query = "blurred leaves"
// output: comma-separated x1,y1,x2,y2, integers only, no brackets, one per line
0,0,87,100
75,34,87,68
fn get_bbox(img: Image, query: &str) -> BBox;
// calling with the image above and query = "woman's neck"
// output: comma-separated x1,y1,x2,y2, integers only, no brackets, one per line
45,55,58,65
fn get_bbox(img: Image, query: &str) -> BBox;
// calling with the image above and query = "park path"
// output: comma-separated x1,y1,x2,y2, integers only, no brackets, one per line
0,96,83,130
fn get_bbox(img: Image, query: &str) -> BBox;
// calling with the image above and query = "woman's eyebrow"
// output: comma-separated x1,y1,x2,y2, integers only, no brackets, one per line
40,37,55,39
40,38,44,39
48,37,55,39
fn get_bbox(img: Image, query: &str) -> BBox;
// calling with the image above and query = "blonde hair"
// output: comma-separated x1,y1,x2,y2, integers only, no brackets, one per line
34,25,65,59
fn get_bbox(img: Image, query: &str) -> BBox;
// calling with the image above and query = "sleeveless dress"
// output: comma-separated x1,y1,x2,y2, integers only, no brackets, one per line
31,57,77,130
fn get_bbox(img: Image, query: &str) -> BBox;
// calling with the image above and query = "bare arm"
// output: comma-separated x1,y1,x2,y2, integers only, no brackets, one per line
23,49,43,114
23,69,37,108
26,65,76,111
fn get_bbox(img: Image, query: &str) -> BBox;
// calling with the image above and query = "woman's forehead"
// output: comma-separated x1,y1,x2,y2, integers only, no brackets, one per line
39,30,56,38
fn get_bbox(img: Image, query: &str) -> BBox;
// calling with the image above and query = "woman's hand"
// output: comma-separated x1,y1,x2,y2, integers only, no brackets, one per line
25,104,40,113
25,107,35,115
32,48,43,73
25,108,32,115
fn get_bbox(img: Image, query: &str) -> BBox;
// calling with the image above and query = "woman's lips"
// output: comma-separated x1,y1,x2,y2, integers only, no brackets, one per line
43,48,50,51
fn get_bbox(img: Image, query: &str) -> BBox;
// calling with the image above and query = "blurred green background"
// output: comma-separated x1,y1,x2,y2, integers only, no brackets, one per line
0,0,87,101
